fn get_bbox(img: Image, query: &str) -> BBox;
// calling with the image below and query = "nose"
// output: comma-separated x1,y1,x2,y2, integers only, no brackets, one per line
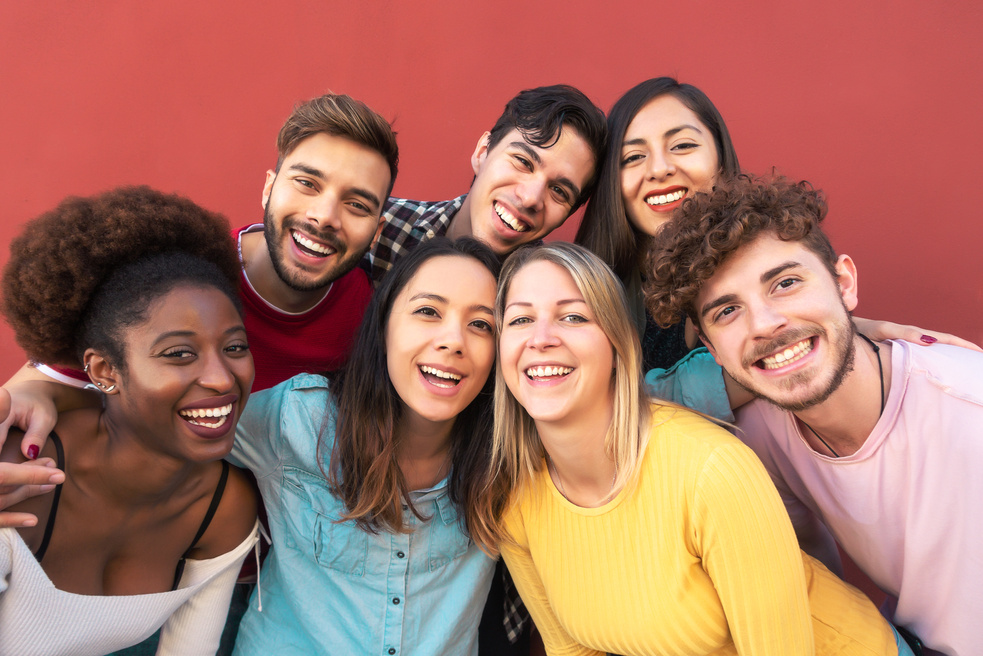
306,193,343,231
198,350,237,393
529,319,560,350
748,300,788,339
515,176,547,213
436,321,466,355
647,150,676,181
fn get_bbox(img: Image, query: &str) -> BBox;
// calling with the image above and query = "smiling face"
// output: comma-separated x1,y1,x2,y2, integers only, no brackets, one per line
262,132,392,291
461,128,596,255
499,260,615,432
696,233,860,411
620,94,720,237
109,285,254,462
384,255,497,430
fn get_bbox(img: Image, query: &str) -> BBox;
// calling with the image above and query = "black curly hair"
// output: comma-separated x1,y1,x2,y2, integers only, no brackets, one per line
2,186,240,367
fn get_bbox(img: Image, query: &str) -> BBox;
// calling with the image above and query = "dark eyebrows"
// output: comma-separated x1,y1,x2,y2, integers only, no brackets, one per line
409,292,493,316
622,123,706,148
510,141,582,198
700,294,739,321
699,261,805,320
761,261,802,283
151,325,247,347
287,163,382,210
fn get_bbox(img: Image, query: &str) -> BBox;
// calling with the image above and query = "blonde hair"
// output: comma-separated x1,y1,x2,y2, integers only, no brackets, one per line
490,243,651,518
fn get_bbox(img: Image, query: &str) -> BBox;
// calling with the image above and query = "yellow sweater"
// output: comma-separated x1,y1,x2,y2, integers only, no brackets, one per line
501,405,897,656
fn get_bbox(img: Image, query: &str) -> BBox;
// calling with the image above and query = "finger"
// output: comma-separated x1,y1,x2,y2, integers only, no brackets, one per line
0,462,65,487
0,511,40,529
917,330,983,352
20,421,56,460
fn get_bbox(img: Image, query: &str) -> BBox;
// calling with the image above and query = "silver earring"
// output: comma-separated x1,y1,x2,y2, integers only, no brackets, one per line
83,363,90,374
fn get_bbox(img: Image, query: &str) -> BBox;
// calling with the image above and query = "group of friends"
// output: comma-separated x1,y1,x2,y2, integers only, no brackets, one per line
0,78,978,656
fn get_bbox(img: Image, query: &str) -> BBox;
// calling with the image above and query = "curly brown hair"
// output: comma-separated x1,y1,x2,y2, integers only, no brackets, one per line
643,175,836,329
2,186,239,366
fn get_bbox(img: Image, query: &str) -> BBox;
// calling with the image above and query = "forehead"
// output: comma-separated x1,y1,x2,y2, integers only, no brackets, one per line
283,132,391,192
507,260,581,302
490,127,596,184
397,255,496,304
697,234,827,302
128,285,241,337
626,95,711,142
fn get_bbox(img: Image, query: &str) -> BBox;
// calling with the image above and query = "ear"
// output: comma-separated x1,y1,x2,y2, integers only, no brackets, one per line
470,132,492,176
261,170,276,210
83,349,119,395
834,254,859,312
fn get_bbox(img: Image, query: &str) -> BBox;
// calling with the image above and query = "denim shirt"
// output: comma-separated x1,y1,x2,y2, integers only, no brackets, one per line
645,347,735,422
228,374,495,656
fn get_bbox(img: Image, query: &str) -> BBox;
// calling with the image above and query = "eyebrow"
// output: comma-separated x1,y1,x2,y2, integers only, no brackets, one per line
409,292,493,315
505,298,586,311
700,261,804,319
152,325,247,347
623,123,706,148
287,163,382,210
509,141,583,199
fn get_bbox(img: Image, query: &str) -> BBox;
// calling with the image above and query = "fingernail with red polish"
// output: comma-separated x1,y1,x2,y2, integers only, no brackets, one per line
27,445,40,460
920,335,938,345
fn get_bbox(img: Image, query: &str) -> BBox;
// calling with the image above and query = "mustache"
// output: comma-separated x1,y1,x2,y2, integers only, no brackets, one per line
283,218,345,253
742,327,820,368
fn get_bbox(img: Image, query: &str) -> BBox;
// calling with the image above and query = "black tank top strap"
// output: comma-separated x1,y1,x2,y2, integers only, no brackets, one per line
172,460,230,589
34,431,65,563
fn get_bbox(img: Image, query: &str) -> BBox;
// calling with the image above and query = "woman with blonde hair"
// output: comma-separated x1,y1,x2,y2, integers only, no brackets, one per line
489,241,913,656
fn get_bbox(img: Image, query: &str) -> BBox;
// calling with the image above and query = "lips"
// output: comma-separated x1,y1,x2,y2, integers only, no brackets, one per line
525,365,573,380
178,395,238,439
756,337,815,370
644,187,687,211
419,365,464,389
291,229,337,258
494,202,530,233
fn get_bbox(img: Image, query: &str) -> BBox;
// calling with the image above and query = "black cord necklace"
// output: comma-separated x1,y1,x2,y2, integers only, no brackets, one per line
801,333,884,458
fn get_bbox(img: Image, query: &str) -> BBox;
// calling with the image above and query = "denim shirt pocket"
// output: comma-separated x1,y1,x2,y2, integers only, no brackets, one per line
427,493,471,571
281,466,368,576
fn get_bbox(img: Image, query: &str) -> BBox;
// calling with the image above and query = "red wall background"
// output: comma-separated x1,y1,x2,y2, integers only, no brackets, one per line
1,0,981,381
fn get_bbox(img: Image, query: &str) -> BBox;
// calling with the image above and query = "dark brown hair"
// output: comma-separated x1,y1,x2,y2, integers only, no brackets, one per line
643,175,835,329
577,77,740,279
2,186,239,367
324,238,509,554
276,93,399,198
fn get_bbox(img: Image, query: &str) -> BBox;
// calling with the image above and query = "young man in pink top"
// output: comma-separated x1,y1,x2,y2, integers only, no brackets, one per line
645,176,983,656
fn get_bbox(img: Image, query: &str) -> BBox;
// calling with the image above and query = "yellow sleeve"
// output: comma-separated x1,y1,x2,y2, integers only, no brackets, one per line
691,441,815,655
500,505,603,656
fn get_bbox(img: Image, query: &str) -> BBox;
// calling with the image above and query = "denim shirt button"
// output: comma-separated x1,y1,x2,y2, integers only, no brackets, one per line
392,597,400,605
396,551,405,559
388,649,396,655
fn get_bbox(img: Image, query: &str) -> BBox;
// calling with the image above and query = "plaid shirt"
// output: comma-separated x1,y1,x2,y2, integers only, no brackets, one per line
360,195,467,286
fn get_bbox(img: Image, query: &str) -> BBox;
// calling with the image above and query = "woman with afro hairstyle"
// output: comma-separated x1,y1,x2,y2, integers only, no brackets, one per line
0,187,259,656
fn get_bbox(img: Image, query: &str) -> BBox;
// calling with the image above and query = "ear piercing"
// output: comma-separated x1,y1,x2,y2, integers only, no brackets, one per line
95,381,116,393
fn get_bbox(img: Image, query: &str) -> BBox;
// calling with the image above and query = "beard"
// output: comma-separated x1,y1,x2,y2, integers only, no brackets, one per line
733,312,857,413
262,202,364,292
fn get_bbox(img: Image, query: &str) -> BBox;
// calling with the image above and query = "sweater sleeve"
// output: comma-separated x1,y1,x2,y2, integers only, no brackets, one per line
691,442,814,655
500,506,603,656
156,522,259,656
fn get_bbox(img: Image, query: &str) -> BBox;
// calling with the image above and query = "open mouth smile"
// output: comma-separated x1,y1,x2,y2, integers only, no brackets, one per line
525,365,573,380
292,230,336,258
420,365,463,388
758,338,814,370
179,403,234,429
645,188,687,207
494,202,529,233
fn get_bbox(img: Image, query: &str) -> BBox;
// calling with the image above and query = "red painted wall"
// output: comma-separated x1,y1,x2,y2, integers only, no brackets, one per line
1,0,981,382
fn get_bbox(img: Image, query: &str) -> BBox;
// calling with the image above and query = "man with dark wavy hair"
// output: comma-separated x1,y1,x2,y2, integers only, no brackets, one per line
645,175,983,656
362,84,607,284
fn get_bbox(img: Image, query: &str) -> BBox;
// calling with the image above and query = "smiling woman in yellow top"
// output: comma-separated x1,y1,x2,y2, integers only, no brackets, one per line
487,242,911,656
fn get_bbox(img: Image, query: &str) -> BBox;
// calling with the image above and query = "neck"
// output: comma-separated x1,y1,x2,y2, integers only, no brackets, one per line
396,414,455,491
444,197,473,241
795,336,892,456
537,405,616,508
240,230,330,313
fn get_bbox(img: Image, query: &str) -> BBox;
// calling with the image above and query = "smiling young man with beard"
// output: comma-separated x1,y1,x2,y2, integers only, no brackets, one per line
361,84,607,285
645,175,983,656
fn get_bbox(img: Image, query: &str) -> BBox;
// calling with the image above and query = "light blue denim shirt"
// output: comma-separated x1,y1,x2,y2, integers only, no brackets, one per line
228,374,496,656
645,347,735,422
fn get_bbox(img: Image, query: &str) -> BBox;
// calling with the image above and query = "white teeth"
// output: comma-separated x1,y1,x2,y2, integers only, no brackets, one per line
292,231,334,255
761,339,813,369
494,203,528,232
646,189,686,206
420,365,462,381
180,403,233,424
525,366,574,379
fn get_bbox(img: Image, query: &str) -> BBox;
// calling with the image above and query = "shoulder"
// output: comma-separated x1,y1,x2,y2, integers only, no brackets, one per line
382,195,466,225
191,463,259,560
896,340,983,406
